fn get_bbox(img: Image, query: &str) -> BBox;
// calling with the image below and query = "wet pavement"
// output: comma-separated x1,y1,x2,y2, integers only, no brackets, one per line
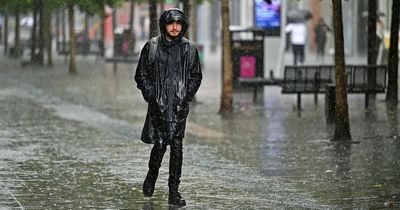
0,47,400,209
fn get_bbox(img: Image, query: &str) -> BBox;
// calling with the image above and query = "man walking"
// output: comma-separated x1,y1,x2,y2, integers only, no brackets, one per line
134,8,202,207
314,17,331,61
285,22,308,65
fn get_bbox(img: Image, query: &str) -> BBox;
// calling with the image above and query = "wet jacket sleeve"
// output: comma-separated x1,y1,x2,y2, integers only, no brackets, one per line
186,48,202,102
134,42,155,103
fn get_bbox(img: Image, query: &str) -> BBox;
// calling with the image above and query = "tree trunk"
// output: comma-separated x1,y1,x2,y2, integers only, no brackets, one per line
62,8,66,54
46,2,53,67
219,0,233,113
129,0,134,32
31,1,37,62
14,7,21,57
99,0,106,57
38,0,45,64
84,13,89,55
366,0,377,108
149,0,158,39
112,8,117,57
55,9,60,52
0,14,2,43
84,14,89,37
182,0,190,38
183,0,190,18
332,0,351,141
3,13,8,55
367,0,378,65
101,13,105,57
190,0,197,42
188,0,198,103
68,3,77,74
386,0,399,109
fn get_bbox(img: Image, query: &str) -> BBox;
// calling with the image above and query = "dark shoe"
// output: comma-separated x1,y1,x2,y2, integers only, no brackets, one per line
168,192,186,207
143,171,157,197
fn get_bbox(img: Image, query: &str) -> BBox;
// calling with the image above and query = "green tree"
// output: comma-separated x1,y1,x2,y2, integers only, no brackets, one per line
11,2,20,57
44,0,55,66
64,0,123,73
332,0,351,141
13,0,62,65
44,1,54,66
0,0,31,57
67,2,77,73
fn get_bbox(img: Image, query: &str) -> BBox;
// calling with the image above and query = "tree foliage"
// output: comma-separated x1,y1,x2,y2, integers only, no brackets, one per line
0,0,126,17
0,0,32,14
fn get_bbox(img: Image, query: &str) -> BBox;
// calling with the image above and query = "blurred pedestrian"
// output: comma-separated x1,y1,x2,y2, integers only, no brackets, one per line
121,29,134,56
376,16,384,47
140,16,146,39
134,8,202,207
314,17,331,61
375,16,384,63
285,22,308,65
0,15,3,44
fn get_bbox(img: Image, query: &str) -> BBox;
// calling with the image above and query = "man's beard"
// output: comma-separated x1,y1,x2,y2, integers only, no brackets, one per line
166,32,180,40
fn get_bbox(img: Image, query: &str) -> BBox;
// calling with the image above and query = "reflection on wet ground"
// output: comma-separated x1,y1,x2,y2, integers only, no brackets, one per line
0,56,399,209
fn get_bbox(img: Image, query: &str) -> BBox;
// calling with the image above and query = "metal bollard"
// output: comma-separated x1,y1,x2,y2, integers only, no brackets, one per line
314,72,320,107
325,84,335,124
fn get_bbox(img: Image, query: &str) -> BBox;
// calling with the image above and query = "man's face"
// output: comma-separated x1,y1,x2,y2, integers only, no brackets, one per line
165,21,182,38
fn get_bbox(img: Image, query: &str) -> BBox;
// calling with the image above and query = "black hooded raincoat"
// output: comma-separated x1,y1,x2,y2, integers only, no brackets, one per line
135,9,202,145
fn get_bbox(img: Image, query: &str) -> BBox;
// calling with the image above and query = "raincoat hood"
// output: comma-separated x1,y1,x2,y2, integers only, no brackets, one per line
159,8,188,42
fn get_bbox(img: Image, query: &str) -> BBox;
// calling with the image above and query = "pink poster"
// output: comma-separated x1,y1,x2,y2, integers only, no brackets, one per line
240,56,256,78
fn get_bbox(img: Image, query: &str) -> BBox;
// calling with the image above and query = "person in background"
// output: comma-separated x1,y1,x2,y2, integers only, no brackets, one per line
314,17,331,62
375,16,384,63
285,21,308,65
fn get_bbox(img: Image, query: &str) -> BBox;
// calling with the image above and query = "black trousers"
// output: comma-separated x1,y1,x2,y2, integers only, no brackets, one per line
292,44,305,65
148,138,183,188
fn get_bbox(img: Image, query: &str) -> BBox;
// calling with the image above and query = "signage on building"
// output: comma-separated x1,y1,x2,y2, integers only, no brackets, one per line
240,56,256,78
254,0,281,36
